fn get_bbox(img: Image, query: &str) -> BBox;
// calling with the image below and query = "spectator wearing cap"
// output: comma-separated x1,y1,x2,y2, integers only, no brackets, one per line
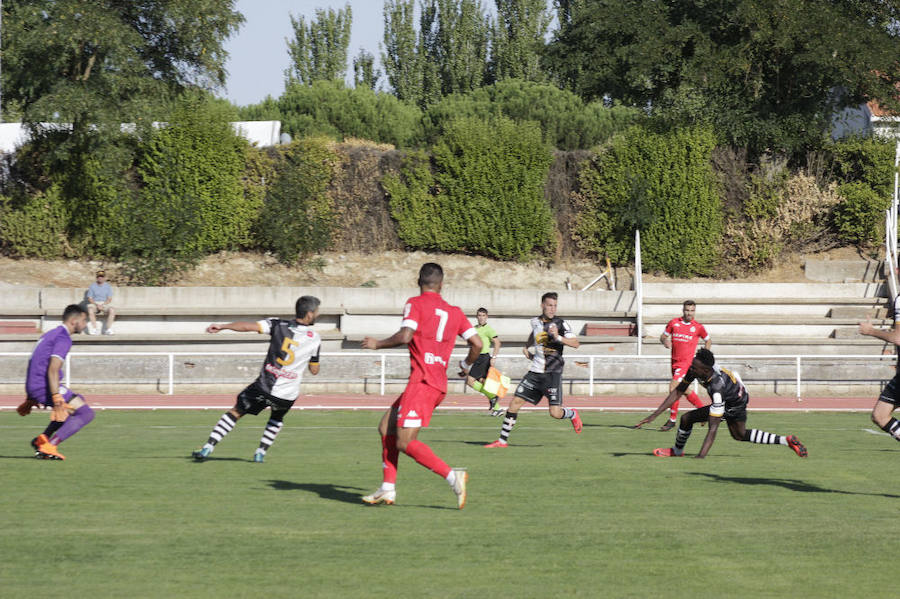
86,270,116,335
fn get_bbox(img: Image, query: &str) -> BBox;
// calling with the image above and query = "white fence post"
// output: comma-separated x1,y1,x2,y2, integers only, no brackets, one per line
796,355,802,402
65,354,71,388
589,356,594,397
168,353,174,396
380,353,386,396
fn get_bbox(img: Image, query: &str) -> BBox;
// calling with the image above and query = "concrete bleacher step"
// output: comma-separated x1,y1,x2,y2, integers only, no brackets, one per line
828,306,887,319
643,315,890,326
643,296,886,305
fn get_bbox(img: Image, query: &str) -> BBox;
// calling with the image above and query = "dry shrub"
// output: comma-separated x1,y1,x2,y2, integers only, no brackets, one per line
719,173,840,275
328,143,403,252
546,149,592,260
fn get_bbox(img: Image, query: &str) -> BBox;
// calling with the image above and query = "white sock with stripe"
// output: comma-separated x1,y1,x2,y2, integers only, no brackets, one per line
207,412,237,446
747,429,785,445
258,418,284,453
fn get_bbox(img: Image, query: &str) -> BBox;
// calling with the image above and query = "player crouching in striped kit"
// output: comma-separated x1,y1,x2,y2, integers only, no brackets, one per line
191,296,322,462
636,349,807,459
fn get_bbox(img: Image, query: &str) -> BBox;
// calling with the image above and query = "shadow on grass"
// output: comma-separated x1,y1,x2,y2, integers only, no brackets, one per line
0,455,49,460
267,480,366,504
688,472,900,499
610,452,656,457
186,456,247,463
458,440,543,447
265,479,457,510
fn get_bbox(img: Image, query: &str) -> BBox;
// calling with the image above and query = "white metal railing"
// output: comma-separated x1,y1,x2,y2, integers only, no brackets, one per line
0,351,895,400
885,141,900,301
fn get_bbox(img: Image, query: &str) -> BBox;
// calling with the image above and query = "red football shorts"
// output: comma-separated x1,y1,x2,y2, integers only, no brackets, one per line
671,361,691,383
393,382,446,429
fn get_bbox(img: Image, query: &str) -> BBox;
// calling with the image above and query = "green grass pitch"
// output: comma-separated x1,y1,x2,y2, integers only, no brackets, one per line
1,409,896,598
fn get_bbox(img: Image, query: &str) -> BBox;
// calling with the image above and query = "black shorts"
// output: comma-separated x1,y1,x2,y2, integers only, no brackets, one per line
689,401,748,424
468,354,492,380
236,383,294,416
878,374,900,406
515,371,564,406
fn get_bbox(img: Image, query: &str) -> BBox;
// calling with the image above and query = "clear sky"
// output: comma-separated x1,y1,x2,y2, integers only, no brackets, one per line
220,1,391,107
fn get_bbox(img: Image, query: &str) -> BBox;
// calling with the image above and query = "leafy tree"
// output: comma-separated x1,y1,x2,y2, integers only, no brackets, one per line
2,0,244,245
353,49,382,90
382,0,423,104
383,0,490,106
285,4,353,86
425,0,491,97
546,0,900,155
488,0,552,83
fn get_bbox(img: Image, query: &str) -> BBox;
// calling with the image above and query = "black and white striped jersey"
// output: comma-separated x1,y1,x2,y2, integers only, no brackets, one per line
527,316,576,374
254,318,321,401
679,365,748,415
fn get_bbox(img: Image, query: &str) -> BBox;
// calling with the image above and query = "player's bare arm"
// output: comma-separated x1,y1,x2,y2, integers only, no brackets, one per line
206,321,260,334
660,333,671,349
523,331,535,360
491,336,501,363
859,317,900,345
362,327,414,350
635,388,682,427
695,415,721,458
549,324,580,349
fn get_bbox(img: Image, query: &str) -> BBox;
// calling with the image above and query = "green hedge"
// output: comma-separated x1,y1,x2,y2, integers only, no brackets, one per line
423,79,639,150
834,181,891,245
256,137,339,264
241,80,424,148
574,126,722,276
385,115,554,260
827,136,895,198
95,94,254,283
0,185,70,258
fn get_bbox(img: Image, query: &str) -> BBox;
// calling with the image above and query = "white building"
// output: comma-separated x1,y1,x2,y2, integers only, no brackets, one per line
832,100,900,140
0,120,283,154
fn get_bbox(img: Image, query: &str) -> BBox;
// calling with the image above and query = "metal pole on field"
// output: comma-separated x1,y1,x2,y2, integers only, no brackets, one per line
380,353,386,395
795,355,802,402
635,230,643,356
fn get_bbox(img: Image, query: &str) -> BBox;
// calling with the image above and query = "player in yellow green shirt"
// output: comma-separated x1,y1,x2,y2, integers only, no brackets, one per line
459,307,504,415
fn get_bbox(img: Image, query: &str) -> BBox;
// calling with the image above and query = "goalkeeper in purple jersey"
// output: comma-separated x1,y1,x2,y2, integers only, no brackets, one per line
17,305,95,461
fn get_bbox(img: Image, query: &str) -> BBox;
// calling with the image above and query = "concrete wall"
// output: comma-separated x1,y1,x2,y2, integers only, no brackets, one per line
642,282,885,299
15,286,635,314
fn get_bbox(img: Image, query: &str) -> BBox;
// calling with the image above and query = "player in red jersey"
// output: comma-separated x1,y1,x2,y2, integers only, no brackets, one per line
641,300,711,431
360,263,482,509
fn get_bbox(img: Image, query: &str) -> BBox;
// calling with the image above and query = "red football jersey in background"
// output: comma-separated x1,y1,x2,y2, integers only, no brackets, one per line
664,318,709,365
401,292,476,392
